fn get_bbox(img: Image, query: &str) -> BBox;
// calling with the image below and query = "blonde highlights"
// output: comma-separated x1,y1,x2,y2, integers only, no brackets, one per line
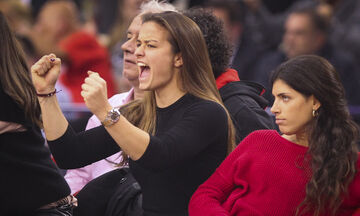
118,11,235,166
142,11,236,154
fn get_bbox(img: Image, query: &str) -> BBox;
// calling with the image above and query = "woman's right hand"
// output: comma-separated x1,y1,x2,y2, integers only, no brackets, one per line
31,54,61,94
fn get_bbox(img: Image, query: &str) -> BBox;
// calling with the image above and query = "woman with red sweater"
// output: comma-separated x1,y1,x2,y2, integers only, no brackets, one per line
189,55,360,216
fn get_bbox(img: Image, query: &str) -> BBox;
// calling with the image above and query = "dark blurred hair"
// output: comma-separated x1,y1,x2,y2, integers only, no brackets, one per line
291,6,330,34
204,0,245,25
16,34,36,57
270,55,359,216
184,8,232,79
0,12,42,127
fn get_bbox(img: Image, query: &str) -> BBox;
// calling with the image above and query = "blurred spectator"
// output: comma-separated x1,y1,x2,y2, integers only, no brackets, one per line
30,0,116,103
30,0,81,19
204,0,266,82
0,0,32,35
252,7,360,106
243,0,360,60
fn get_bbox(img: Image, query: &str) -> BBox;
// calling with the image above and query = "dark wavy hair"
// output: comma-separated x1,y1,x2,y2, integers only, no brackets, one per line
270,55,359,215
0,12,42,127
184,8,232,78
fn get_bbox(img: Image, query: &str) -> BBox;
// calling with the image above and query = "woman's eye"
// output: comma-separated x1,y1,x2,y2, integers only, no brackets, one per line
282,96,289,102
147,44,155,48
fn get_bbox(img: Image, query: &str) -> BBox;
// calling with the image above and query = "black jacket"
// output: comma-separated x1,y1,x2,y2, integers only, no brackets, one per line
219,81,277,144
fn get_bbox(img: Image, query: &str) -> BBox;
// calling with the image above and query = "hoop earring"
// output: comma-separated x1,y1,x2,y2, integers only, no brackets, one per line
312,109,318,117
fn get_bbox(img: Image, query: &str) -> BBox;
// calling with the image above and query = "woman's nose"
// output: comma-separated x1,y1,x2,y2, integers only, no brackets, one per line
270,100,279,114
135,44,144,57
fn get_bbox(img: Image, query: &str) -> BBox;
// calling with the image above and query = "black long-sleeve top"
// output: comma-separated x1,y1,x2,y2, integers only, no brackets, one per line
0,83,70,215
48,94,229,216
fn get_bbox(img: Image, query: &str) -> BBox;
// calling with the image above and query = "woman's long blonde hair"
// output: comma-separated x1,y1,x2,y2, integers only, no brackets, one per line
119,11,235,164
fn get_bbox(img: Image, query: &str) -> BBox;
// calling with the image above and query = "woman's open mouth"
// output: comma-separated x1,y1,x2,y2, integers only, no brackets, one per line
137,62,150,79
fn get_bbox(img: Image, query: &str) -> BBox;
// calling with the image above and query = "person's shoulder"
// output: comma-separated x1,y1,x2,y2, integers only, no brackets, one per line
234,130,280,152
244,129,279,142
189,96,226,113
184,96,227,123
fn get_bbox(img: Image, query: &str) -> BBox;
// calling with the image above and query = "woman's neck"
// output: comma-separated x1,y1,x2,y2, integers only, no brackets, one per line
155,87,186,108
154,71,185,108
133,87,144,100
282,133,309,147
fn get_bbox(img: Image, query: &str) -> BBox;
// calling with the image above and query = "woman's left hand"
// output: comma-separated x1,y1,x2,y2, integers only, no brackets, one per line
81,71,112,121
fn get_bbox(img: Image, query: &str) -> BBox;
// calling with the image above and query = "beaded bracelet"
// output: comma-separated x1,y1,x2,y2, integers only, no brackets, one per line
36,89,62,97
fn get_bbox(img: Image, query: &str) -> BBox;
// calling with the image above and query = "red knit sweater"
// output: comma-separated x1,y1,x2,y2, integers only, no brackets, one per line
189,130,360,216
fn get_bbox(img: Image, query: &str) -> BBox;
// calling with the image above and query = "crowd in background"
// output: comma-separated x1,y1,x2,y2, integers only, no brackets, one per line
1,0,359,126
1,0,360,215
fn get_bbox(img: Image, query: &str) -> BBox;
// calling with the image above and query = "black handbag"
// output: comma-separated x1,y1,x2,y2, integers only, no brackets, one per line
33,203,74,216
74,168,143,216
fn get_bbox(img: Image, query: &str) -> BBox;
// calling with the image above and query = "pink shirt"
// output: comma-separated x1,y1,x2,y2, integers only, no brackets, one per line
64,89,134,194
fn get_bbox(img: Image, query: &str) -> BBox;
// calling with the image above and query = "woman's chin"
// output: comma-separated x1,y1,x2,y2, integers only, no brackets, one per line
139,83,150,91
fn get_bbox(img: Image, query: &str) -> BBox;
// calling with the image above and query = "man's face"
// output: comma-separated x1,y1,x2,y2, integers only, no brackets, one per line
282,14,322,58
34,4,62,40
121,15,142,86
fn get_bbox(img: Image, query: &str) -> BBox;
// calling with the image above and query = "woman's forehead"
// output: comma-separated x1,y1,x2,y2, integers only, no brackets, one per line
138,21,168,40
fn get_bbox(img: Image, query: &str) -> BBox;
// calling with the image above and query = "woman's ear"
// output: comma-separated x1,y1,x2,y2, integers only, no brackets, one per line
312,95,321,111
174,53,183,68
